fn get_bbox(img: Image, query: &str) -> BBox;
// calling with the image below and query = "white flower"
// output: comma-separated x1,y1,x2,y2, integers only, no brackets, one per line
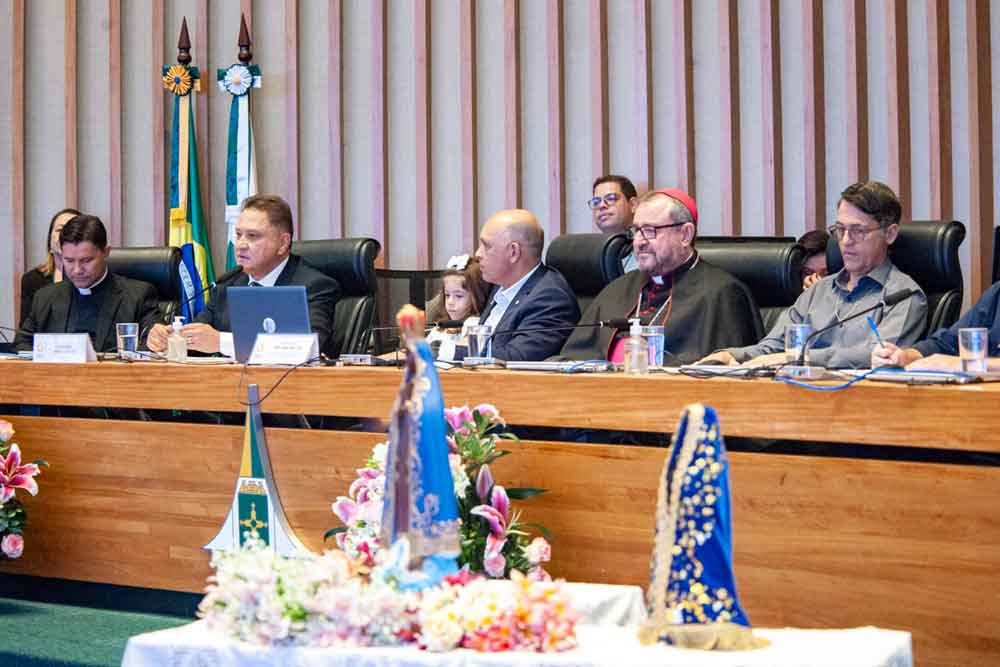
221,64,254,96
449,454,470,498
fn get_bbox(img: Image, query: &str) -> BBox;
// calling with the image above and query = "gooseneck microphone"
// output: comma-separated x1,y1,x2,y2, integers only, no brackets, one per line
165,265,245,324
795,287,919,367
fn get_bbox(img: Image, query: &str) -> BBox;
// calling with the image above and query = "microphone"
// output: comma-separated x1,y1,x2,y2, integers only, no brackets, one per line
169,265,244,323
783,288,919,378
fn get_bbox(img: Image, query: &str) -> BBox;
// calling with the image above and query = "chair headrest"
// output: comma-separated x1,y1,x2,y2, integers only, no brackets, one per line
696,237,804,308
544,233,629,297
291,238,381,296
106,246,181,302
825,220,965,292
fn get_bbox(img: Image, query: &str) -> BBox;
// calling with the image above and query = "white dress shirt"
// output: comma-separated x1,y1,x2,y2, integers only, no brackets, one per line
480,263,541,356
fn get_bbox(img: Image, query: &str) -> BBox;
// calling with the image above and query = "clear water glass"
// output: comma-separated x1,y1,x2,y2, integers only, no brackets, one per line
959,327,989,373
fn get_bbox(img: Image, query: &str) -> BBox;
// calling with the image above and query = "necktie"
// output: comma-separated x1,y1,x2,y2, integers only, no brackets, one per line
249,281,261,287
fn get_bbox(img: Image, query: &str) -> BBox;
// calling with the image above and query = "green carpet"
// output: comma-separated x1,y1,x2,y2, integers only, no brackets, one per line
0,598,188,667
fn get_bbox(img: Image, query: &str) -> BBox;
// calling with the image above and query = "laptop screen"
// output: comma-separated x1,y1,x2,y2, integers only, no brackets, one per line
227,286,312,362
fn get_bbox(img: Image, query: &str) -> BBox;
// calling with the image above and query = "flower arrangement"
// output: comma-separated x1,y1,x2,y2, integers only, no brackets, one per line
330,404,551,578
199,538,580,653
0,419,46,560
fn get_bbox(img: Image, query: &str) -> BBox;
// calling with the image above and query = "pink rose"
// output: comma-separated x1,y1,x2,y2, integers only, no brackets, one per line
525,536,551,564
2,533,24,559
0,420,13,443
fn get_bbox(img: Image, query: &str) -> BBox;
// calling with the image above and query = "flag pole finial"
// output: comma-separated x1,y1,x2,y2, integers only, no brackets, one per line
177,17,192,65
238,13,253,65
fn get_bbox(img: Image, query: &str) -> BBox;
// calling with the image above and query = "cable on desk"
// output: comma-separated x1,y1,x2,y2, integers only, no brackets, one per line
773,369,874,391
236,356,322,408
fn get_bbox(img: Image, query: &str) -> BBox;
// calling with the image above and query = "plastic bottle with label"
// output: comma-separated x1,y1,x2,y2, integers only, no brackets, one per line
166,316,187,363
623,317,649,375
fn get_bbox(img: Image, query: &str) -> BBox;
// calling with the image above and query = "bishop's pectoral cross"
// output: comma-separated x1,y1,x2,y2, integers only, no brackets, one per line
239,502,268,538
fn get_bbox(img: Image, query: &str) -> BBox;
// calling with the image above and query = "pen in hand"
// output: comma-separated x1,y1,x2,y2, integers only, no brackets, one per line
866,315,886,349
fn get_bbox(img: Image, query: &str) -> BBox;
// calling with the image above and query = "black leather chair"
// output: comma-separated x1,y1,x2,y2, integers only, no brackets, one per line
292,238,381,357
825,220,965,335
372,268,447,353
696,237,803,334
106,246,182,323
544,233,630,311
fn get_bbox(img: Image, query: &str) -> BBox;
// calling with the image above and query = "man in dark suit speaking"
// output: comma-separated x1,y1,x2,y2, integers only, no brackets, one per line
147,194,341,357
16,215,160,352
474,209,581,361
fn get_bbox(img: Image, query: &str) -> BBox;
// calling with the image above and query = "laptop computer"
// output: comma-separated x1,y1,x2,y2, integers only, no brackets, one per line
228,286,312,362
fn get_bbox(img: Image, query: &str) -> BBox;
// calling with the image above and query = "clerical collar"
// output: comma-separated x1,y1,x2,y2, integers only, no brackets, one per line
651,251,698,284
248,256,290,287
75,268,109,296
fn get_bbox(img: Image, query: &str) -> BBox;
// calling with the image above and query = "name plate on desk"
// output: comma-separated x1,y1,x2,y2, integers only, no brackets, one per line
33,334,97,363
248,333,318,366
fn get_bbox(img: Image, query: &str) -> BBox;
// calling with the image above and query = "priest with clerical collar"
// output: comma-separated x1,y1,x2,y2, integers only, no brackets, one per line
558,188,762,365
15,214,160,352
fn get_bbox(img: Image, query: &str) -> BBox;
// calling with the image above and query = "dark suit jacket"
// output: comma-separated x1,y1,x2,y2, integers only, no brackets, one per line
196,254,342,356
15,273,160,352
479,264,581,361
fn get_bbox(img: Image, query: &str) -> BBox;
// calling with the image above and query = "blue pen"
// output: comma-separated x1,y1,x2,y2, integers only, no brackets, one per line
866,315,886,348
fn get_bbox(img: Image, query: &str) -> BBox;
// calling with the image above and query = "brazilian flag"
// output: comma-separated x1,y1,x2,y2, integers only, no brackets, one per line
164,62,215,320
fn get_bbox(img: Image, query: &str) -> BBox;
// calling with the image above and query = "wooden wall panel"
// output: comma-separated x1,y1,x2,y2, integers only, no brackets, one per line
503,0,520,208
371,0,387,265
151,2,165,246
927,0,952,220
885,0,911,223
803,0,825,230
284,0,299,237
460,0,477,253
545,0,564,238
413,0,430,266
759,0,783,236
328,0,344,238
64,0,78,209
718,0,740,235
967,0,994,297
107,0,123,247
669,0,694,194
11,0,25,321
588,0,608,183
632,0,651,189
845,0,869,182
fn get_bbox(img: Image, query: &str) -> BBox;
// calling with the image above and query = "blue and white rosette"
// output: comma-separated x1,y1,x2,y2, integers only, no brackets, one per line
217,63,262,270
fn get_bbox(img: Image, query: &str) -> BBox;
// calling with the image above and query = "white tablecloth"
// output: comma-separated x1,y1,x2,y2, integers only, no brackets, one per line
122,622,912,667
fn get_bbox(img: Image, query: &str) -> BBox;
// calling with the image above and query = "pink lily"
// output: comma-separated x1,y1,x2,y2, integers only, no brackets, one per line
470,504,506,536
473,403,504,425
475,465,493,502
484,533,507,578
0,444,40,503
444,406,474,435
490,485,510,521
331,497,358,525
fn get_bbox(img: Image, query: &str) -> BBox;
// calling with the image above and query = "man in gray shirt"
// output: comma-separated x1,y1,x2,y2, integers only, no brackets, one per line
700,181,926,369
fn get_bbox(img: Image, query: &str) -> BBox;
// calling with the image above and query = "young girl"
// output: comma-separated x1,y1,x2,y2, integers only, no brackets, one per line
426,254,490,361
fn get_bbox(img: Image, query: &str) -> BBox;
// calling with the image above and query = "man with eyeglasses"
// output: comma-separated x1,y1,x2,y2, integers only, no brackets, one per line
700,180,926,369
558,188,761,364
589,175,640,272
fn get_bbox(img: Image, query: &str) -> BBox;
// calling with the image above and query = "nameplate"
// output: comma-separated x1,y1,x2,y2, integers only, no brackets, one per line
33,334,97,363
248,333,319,366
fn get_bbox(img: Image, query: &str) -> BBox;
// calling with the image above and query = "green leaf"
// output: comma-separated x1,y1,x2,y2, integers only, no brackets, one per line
521,522,554,541
506,487,546,499
323,526,348,542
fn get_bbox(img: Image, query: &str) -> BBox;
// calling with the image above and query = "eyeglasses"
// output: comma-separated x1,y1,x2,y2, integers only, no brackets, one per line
827,223,885,242
587,192,622,209
625,222,687,240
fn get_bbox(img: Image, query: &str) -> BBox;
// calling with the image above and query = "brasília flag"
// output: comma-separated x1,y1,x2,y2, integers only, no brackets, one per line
163,61,215,320
218,63,261,271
